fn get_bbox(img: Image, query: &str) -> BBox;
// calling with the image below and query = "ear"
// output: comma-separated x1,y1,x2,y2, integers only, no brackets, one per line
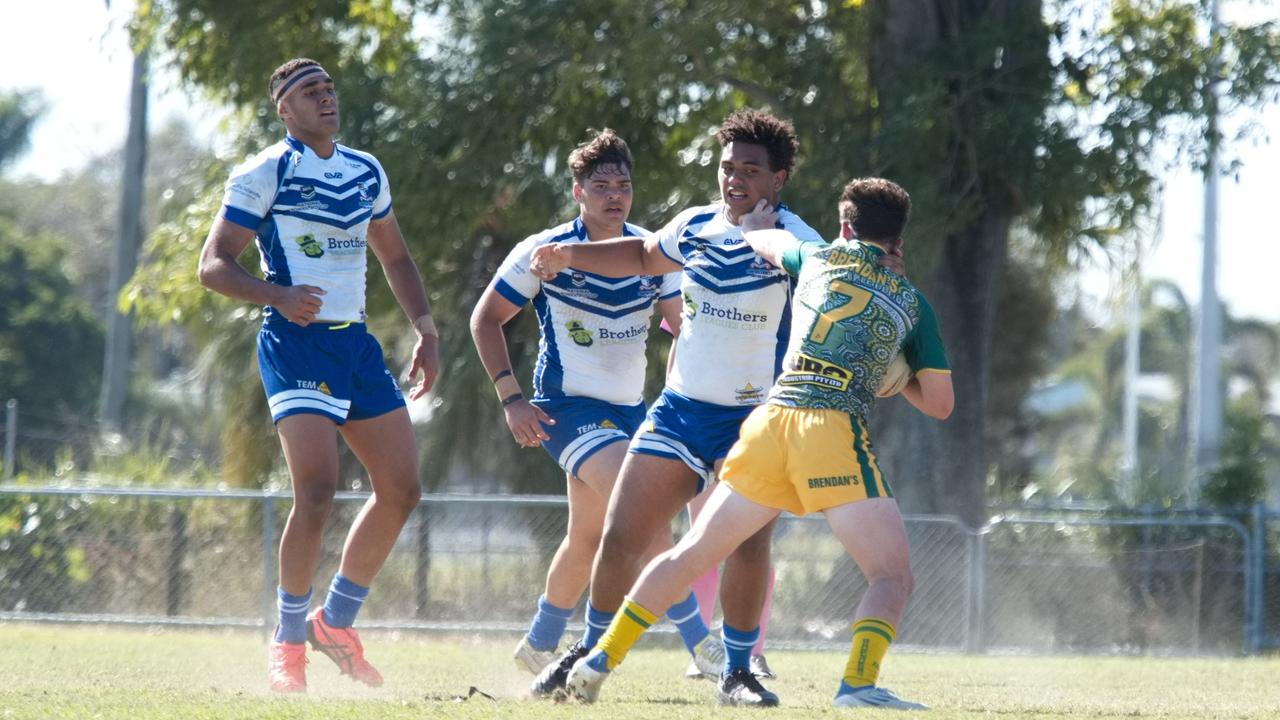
571,183,584,203
276,100,290,120
772,169,787,191
839,221,854,240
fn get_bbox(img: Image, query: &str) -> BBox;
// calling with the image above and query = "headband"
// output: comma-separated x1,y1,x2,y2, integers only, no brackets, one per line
273,65,330,104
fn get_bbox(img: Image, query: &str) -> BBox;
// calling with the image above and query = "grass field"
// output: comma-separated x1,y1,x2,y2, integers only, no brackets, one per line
1,624,1277,719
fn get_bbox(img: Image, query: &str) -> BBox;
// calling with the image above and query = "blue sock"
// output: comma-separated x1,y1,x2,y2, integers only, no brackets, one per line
526,595,574,652
321,574,369,629
274,587,311,644
666,591,710,653
722,623,759,676
582,603,615,650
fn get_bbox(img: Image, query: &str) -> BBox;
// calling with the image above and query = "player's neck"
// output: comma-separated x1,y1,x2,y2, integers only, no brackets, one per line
580,214,624,242
287,129,336,159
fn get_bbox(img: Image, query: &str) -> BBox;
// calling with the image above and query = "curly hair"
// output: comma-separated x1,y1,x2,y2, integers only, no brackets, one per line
838,178,912,242
715,108,798,176
269,58,323,101
567,128,633,183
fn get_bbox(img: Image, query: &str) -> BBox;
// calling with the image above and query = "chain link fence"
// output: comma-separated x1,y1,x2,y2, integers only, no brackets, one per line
0,485,1272,654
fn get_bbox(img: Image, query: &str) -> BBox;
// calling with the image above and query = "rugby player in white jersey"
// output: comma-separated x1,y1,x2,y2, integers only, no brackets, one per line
563,180,951,710
471,130,727,685
529,108,847,706
197,58,438,693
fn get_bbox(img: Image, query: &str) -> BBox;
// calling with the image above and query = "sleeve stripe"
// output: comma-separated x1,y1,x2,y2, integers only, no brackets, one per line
659,289,681,300
371,202,392,220
221,205,262,231
916,368,952,376
493,278,531,306
657,240,684,266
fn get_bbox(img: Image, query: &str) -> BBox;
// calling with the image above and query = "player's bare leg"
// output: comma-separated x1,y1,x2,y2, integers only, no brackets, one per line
337,407,422,585
532,452,700,698
515,443,620,673
271,413,342,692
824,497,924,710
567,485,780,704
299,406,419,688
824,498,912,626
277,414,342,594
631,485,778,613
544,442,623,607
589,453,698,615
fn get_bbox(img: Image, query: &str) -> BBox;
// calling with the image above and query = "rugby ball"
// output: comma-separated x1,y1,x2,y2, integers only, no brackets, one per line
876,354,912,398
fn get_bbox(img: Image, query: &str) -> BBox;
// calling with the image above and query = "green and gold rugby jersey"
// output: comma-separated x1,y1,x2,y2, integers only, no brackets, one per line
770,239,949,418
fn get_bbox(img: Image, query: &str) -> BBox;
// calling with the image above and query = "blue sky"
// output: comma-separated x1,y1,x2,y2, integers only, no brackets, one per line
4,0,1277,322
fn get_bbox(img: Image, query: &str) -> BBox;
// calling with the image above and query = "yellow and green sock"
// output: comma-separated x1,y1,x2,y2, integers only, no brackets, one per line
842,617,896,689
589,596,659,671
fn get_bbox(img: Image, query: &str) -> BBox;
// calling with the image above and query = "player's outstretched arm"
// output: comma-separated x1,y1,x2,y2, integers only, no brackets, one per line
900,372,953,420
197,216,326,325
368,210,439,399
469,289,555,448
528,236,679,280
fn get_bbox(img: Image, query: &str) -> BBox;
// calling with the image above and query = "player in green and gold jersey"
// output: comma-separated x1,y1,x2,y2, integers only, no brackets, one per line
563,178,953,710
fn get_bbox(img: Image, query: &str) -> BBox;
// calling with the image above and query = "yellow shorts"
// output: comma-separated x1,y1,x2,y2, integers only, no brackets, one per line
720,404,892,516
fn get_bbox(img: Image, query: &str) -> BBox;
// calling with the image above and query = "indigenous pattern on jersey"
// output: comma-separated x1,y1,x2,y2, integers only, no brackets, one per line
491,217,680,405
220,135,392,324
654,203,823,407
772,239,949,418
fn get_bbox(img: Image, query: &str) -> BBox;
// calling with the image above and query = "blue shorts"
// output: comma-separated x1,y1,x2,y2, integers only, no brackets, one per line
257,317,405,424
530,396,646,479
628,389,756,491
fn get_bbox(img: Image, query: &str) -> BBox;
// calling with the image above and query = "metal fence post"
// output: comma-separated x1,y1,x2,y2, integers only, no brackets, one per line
166,504,188,616
965,526,988,654
1249,503,1265,653
261,495,276,636
3,399,16,482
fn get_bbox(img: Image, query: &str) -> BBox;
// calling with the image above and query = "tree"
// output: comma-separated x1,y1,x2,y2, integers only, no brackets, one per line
0,91,40,171
0,218,105,470
863,0,1280,523
129,1,1280,510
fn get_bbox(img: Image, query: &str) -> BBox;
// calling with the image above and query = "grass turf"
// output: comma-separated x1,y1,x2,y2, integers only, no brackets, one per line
1,624,1276,719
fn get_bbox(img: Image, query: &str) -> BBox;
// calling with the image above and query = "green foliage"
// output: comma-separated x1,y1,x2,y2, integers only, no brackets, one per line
1201,398,1273,508
128,1,1280,500
0,218,105,470
0,494,92,612
0,90,40,171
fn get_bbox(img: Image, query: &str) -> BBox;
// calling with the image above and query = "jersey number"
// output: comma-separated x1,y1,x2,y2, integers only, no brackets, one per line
808,280,872,343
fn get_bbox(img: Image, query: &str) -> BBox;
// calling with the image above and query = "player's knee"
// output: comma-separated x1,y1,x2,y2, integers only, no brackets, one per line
566,522,603,556
873,567,914,605
735,526,773,559
600,521,647,561
293,480,338,517
377,479,421,515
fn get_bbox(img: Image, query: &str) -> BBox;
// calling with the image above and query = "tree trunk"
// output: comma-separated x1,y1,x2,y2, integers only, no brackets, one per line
873,203,1010,527
868,0,1035,527
99,49,148,430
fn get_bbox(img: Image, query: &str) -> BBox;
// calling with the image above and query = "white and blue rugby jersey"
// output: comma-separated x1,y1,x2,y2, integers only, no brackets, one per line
219,135,392,324
491,217,681,405
655,203,823,407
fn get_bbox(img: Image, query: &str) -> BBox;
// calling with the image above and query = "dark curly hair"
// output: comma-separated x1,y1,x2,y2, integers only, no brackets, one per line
567,128,633,183
269,58,323,101
838,178,912,242
715,108,798,176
